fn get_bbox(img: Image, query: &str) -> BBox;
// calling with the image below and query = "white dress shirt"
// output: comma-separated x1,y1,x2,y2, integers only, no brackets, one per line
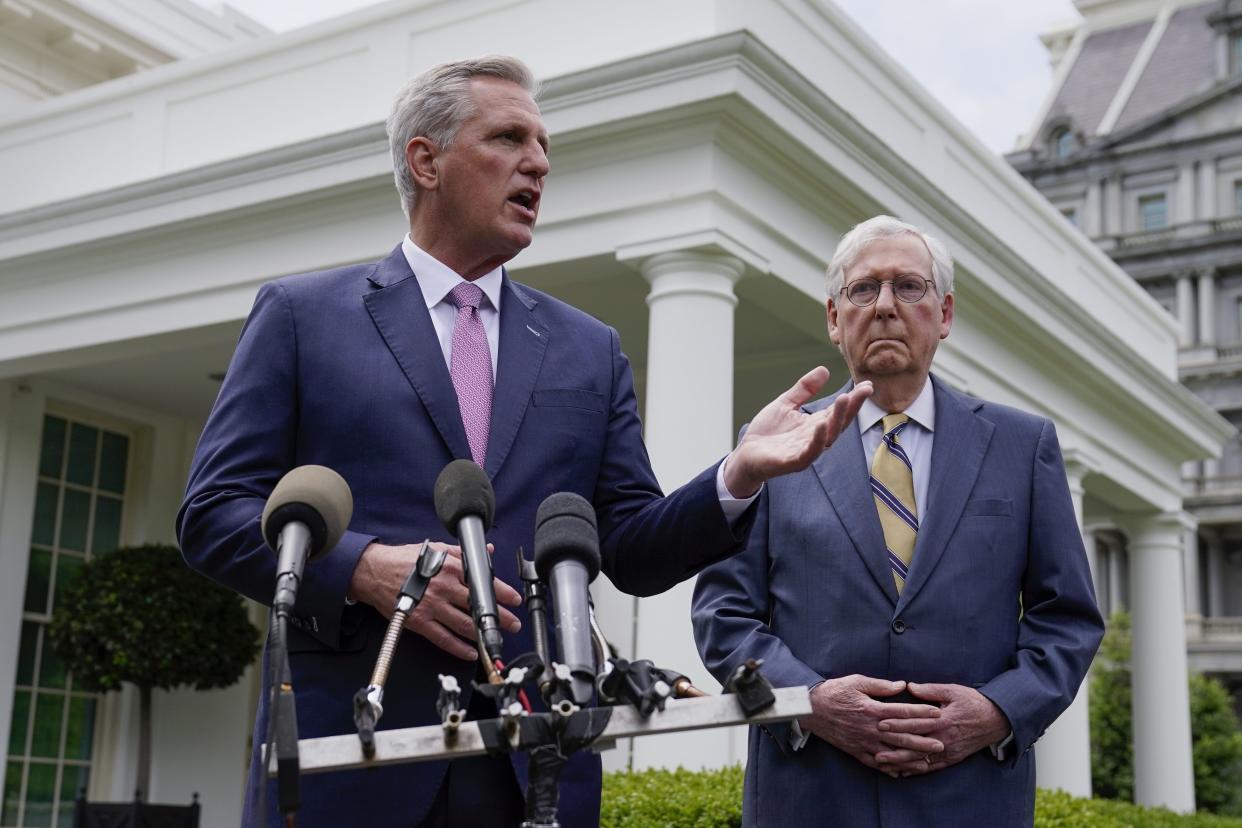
401,234,502,380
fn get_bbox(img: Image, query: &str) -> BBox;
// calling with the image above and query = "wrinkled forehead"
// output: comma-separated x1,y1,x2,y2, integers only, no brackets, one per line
844,233,934,280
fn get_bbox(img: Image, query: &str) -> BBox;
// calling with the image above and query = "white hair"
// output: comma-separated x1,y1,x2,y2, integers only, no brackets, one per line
826,215,955,298
386,55,539,216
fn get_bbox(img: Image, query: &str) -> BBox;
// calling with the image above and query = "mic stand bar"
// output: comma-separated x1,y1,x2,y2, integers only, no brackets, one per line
272,614,300,826
265,686,811,775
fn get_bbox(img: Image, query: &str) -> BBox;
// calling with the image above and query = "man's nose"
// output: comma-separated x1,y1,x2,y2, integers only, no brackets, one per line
873,281,899,314
522,141,550,177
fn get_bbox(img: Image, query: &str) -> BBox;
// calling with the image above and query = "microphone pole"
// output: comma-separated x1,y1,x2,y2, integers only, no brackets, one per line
260,466,353,826
533,492,602,706
433,460,503,666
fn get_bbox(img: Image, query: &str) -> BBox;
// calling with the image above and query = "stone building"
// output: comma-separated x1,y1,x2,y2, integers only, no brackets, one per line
1007,0,1242,724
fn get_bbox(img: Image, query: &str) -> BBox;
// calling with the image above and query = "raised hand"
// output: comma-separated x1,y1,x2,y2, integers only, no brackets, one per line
723,367,873,498
349,541,522,660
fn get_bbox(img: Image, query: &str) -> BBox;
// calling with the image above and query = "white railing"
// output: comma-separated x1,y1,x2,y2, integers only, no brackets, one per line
1201,617,1242,641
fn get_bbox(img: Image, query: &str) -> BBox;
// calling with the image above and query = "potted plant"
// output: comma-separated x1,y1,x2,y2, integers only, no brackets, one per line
49,544,260,826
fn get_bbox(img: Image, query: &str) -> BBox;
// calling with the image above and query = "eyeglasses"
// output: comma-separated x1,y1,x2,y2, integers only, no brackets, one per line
841,276,937,307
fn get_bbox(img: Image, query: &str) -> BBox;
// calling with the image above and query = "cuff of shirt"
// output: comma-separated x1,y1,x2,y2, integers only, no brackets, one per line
990,731,1015,761
787,680,824,752
716,453,761,524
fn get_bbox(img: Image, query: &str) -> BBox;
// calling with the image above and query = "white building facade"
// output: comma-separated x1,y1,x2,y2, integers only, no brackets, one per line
0,1,1229,825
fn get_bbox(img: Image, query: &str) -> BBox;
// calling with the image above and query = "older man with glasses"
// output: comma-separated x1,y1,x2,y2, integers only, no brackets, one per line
694,215,1104,828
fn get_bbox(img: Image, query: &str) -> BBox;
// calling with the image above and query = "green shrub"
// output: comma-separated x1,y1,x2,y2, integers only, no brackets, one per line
600,767,1242,827
1089,612,1242,815
601,766,742,828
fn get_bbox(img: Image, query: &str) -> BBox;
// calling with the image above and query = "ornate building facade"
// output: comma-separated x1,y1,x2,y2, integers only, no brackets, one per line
1008,0,1242,716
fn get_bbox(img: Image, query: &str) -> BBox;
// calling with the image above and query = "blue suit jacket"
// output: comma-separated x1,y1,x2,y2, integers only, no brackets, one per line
177,247,750,827
692,376,1103,828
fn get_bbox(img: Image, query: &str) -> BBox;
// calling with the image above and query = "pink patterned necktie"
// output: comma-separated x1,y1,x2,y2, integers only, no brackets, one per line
448,282,493,466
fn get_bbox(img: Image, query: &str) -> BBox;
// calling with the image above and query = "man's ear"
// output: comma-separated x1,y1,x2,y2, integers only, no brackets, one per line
406,137,439,191
939,292,955,340
827,297,841,345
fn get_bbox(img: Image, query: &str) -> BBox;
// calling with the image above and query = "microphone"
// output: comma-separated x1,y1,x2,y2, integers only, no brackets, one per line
534,492,601,706
261,465,353,615
434,460,502,661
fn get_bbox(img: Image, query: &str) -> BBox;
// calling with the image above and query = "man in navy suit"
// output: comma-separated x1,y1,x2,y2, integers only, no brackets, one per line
177,55,870,827
693,215,1104,827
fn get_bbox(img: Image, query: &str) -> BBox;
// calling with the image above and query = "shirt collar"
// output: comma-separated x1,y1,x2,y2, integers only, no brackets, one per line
858,377,936,434
401,234,504,312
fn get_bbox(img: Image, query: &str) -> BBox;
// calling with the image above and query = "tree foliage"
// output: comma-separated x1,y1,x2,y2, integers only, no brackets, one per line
48,544,259,693
1089,611,1242,815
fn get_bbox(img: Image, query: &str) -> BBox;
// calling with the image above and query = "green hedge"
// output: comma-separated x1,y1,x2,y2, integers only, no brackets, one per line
600,767,1242,827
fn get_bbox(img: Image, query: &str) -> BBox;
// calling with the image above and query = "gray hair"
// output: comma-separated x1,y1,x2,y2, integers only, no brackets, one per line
386,55,539,216
826,215,955,298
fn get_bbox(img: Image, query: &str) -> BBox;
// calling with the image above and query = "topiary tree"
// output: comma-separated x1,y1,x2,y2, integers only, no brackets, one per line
48,544,260,800
1089,611,1242,815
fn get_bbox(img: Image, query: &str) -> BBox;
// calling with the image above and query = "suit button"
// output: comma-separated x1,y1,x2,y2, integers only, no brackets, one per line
891,619,906,634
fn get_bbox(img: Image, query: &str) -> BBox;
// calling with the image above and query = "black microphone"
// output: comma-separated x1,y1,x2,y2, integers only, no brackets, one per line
261,465,353,615
534,492,601,705
434,460,502,661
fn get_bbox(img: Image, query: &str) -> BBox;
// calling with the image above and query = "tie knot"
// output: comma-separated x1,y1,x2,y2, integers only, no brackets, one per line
449,281,484,312
882,412,910,437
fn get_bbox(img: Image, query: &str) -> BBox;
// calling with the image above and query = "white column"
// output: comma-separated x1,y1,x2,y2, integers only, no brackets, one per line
1107,535,1126,614
1183,524,1202,641
0,381,46,765
631,250,744,771
1034,457,1094,796
1083,178,1103,238
1204,529,1226,618
1123,513,1196,813
1197,157,1217,220
1105,174,1124,235
1176,162,1196,224
1176,273,1195,347
1198,268,1217,346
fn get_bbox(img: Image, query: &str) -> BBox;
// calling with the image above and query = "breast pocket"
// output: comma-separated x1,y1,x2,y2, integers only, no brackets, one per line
531,388,606,413
963,497,1013,517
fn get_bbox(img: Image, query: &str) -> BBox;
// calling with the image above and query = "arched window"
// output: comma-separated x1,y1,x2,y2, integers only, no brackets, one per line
1052,127,1079,159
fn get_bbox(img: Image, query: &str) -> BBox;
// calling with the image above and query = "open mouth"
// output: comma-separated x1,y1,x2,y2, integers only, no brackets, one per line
508,189,539,219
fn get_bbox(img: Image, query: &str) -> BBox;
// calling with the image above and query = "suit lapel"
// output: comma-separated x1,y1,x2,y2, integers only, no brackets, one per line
485,276,548,477
811,388,899,607
896,375,993,611
363,246,472,461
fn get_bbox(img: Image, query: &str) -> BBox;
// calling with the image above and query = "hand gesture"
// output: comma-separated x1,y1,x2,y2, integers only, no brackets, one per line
723,367,872,498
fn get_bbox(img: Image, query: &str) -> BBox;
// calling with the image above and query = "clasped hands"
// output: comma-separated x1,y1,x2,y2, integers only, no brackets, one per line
797,675,1011,778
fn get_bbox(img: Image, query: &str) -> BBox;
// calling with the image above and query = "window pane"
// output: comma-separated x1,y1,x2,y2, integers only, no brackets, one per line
23,549,51,615
52,555,83,616
62,701,94,763
31,483,59,548
1235,181,1242,216
39,417,66,480
58,490,90,554
29,695,64,759
7,691,30,755
38,638,66,692
90,497,122,557
23,763,55,827
57,766,87,828
1140,194,1167,230
65,425,97,488
96,433,128,495
16,622,38,686
2,762,22,828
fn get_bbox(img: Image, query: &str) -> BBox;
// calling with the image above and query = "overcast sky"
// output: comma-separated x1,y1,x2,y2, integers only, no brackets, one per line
202,0,1082,154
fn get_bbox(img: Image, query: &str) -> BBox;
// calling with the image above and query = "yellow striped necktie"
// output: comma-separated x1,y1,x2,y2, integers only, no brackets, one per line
871,413,918,593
